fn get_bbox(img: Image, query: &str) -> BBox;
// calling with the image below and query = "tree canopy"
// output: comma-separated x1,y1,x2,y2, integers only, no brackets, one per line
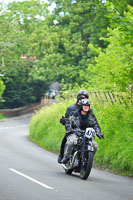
84,5,133,96
0,0,132,108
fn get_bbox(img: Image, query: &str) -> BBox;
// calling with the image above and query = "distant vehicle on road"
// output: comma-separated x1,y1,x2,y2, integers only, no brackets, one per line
47,89,57,99
46,82,61,99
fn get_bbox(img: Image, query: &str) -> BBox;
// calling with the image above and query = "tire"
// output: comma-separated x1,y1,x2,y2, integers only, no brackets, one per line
80,151,94,180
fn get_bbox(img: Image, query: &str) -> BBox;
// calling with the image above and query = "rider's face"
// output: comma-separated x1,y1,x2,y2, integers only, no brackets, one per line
82,105,90,112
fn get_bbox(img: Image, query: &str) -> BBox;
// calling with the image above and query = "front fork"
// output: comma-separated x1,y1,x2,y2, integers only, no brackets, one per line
81,138,93,165
81,137,86,165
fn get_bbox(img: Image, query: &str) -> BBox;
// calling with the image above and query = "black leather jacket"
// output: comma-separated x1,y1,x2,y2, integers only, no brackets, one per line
65,103,80,118
65,109,101,134
64,103,95,130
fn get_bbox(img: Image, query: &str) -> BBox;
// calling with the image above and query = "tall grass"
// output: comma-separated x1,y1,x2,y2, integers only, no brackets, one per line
29,100,74,152
29,99,133,176
0,114,4,119
93,103,133,176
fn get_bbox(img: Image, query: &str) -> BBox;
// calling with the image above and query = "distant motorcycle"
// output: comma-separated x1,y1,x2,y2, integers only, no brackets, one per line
62,127,99,180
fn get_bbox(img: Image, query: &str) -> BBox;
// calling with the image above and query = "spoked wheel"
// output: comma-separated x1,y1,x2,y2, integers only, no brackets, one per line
80,151,94,180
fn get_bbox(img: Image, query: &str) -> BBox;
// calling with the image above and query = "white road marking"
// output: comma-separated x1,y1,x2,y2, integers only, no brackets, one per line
9,168,54,190
0,124,27,130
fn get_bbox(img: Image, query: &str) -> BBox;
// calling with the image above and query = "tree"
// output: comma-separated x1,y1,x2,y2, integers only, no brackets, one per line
108,0,133,15
29,0,110,87
85,5,133,96
0,0,50,108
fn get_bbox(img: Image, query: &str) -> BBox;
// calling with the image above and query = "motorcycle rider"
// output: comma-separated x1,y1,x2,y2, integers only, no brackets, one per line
60,90,89,126
61,98,104,164
58,90,94,163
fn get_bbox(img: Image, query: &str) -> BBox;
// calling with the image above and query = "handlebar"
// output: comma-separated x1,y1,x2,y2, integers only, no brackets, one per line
73,128,85,137
96,133,104,139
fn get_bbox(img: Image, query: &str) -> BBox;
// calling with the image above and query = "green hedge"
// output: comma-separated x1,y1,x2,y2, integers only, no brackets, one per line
29,100,74,152
29,99,133,177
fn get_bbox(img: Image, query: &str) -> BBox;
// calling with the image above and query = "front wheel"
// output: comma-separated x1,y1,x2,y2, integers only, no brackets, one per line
80,151,94,180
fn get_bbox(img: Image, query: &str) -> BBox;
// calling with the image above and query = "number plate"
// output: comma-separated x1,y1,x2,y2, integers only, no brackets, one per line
88,145,94,151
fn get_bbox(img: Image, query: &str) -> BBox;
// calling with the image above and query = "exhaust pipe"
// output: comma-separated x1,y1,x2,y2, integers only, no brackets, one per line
61,151,78,170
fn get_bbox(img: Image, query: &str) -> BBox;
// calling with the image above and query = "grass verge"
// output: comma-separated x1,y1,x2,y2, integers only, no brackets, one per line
0,114,4,119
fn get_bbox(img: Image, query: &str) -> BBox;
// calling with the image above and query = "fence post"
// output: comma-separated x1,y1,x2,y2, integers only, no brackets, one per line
121,97,128,107
98,91,104,102
104,92,109,102
111,92,117,102
107,92,114,105
94,91,100,101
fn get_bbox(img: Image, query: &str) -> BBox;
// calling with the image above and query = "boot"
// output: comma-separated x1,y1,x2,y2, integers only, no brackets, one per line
57,154,63,164
61,156,69,164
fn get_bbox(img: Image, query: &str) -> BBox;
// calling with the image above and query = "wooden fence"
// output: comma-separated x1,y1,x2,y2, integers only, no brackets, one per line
88,91,131,107
0,91,131,116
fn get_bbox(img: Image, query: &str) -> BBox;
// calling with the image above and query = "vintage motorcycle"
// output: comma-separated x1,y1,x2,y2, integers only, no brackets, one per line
61,127,100,180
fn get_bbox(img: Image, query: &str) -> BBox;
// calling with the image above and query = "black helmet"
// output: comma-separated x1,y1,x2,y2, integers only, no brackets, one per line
80,99,91,106
77,90,89,100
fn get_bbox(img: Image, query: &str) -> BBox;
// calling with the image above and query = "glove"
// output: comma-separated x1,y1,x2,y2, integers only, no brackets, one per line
74,128,84,137
60,116,66,125
66,128,73,135
75,131,81,137
97,133,104,139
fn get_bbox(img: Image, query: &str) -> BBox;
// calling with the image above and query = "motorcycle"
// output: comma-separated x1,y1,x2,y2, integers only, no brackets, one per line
61,127,98,180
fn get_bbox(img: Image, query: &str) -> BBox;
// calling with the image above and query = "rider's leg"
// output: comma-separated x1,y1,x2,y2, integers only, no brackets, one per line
62,134,77,164
58,132,70,163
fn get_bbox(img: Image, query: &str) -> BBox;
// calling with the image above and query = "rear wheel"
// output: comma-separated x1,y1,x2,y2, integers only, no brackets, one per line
80,151,93,180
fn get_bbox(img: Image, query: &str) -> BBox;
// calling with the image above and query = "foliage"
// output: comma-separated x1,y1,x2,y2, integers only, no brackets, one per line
29,100,74,152
0,79,5,99
28,0,110,87
0,113,4,119
0,0,132,108
93,103,133,176
0,0,50,108
83,5,133,97
29,99,133,176
108,0,133,15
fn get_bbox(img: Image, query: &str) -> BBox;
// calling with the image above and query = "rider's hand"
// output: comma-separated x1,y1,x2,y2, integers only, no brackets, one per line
60,116,66,125
66,128,73,135
75,132,81,137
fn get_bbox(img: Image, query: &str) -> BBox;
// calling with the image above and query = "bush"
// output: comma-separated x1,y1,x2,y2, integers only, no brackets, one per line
0,114,4,119
29,99,74,152
93,103,133,176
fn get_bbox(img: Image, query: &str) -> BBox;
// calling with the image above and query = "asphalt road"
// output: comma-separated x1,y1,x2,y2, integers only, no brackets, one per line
0,114,132,200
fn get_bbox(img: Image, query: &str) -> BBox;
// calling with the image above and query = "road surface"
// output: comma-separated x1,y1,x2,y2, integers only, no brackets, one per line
0,114,132,200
